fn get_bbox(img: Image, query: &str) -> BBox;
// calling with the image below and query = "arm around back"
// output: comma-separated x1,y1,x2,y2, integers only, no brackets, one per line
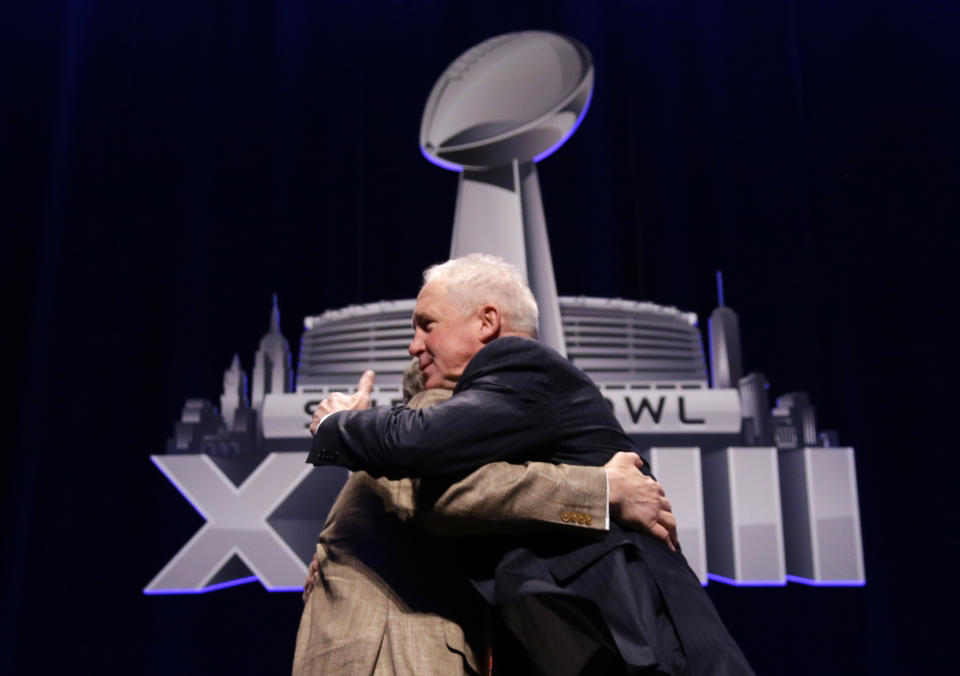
309,383,556,478
417,461,608,536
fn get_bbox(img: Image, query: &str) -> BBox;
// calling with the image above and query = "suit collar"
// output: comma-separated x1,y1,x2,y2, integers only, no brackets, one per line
452,336,544,394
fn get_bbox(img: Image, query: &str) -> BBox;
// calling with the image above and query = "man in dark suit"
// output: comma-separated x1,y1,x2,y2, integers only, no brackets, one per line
295,381,671,675
309,254,753,675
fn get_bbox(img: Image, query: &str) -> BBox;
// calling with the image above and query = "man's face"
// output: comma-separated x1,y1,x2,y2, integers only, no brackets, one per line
409,281,484,389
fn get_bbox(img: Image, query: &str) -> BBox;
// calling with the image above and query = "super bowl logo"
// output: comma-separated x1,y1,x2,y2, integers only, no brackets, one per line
146,31,864,594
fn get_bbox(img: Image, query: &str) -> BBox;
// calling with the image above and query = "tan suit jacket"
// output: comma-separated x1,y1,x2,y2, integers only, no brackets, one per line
292,461,607,675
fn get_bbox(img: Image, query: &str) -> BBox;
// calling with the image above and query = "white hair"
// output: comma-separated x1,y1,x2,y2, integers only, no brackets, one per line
423,254,539,336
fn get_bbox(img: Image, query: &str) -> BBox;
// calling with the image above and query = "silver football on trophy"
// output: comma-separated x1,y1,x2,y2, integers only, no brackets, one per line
420,31,594,171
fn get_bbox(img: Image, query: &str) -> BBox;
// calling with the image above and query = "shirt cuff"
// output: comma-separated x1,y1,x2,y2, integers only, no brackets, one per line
604,470,610,530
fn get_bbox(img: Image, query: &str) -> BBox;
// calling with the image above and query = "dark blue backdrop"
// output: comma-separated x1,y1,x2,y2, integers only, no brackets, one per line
2,1,958,673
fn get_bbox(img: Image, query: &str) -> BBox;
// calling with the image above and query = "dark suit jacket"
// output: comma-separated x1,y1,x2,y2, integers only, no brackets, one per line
309,337,754,676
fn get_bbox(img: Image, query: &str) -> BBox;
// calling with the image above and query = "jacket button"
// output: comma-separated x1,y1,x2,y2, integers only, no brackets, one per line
560,511,571,523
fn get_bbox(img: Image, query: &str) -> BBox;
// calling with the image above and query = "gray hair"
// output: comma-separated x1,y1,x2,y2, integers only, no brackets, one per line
401,357,426,402
403,358,454,407
408,387,453,410
423,253,539,336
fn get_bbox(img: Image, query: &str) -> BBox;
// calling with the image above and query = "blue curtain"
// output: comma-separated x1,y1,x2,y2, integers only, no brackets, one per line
2,1,958,673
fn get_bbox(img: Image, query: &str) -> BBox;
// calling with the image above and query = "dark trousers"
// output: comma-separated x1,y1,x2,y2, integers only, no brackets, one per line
492,555,689,676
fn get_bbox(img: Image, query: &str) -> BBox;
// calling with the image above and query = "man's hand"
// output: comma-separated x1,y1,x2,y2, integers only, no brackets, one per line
605,451,679,552
309,370,376,436
302,552,320,603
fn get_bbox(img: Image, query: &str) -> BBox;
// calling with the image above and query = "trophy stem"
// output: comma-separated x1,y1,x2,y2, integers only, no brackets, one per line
450,160,567,356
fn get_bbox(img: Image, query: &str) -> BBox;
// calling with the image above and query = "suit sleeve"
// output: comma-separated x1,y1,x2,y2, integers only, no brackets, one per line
308,378,556,479
417,461,608,535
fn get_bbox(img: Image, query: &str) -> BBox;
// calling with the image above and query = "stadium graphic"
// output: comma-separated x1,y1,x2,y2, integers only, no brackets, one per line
146,31,864,594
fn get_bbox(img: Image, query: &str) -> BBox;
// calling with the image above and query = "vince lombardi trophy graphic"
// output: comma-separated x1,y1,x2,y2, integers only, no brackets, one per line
420,31,594,356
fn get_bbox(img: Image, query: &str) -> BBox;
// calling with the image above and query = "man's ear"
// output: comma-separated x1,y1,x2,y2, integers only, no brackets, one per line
478,304,502,343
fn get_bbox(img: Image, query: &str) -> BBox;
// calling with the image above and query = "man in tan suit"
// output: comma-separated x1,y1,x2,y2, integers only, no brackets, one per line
293,373,676,675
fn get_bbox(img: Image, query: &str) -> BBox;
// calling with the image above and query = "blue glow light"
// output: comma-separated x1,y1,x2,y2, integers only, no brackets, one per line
144,579,303,595
707,573,787,587
707,317,715,388
533,88,593,164
420,145,464,172
420,87,594,172
144,576,260,595
785,575,866,587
